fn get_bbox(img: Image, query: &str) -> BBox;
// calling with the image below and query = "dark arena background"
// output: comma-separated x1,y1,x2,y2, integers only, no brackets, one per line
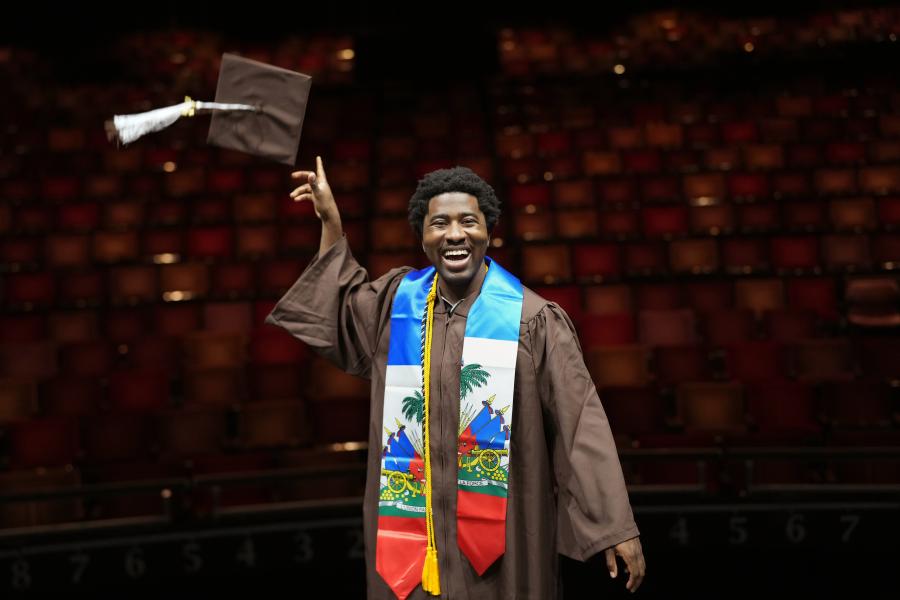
1,2,898,598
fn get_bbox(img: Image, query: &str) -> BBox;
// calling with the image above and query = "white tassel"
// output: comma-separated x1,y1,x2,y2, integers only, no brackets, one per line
105,97,258,145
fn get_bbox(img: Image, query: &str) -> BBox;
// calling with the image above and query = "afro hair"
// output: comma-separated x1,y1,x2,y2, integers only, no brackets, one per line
407,166,502,240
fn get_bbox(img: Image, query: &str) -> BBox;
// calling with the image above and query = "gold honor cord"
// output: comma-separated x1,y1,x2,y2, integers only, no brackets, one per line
420,271,440,594
420,262,488,595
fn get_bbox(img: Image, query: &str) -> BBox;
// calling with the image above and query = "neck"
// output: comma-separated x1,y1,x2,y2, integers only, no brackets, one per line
438,260,487,304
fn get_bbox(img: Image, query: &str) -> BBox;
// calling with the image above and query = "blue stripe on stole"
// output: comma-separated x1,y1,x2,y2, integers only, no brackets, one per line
387,265,436,367
388,256,523,370
466,256,522,342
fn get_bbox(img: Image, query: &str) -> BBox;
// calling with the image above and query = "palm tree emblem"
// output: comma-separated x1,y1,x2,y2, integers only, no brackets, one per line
401,363,491,425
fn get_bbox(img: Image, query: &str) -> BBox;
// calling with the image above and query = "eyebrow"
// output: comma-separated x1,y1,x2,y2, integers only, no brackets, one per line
429,212,481,221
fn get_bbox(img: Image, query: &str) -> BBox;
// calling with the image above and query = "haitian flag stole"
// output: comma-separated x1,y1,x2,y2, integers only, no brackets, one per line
376,256,523,600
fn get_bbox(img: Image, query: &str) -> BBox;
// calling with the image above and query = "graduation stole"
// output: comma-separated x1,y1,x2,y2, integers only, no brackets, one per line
375,256,523,600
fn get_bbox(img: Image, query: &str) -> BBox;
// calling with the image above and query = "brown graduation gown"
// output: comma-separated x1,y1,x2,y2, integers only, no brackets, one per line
264,233,640,599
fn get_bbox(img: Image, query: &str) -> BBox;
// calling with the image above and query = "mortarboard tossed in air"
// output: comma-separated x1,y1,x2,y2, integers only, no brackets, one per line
105,52,312,166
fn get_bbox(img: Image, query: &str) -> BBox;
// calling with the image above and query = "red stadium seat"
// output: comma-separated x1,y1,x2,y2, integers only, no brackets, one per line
828,198,876,232
727,172,770,201
676,382,746,434
877,198,900,230
509,182,552,213
786,278,839,320
762,310,817,342
236,225,278,258
640,175,681,203
598,209,640,238
705,147,741,171
623,149,662,174
160,263,211,300
555,208,599,239
701,310,756,346
783,202,827,232
601,386,668,436
107,369,171,413
721,121,758,144
597,178,638,206
581,314,637,348
521,244,571,284
844,276,900,327
573,243,621,282
308,395,369,444
770,236,820,273
654,345,711,386
813,168,857,196
237,400,312,449
820,382,894,429
684,281,733,312
59,270,104,306
583,284,633,315
4,272,56,309
744,144,785,170
746,381,819,433
789,339,856,382
624,242,668,277
635,283,683,310
40,375,101,417
873,234,900,268
735,279,785,316
81,413,158,463
722,341,786,381
153,303,202,336
859,165,900,195
638,309,698,347
670,238,719,274
684,173,726,203
737,202,781,232
9,417,80,468
722,238,769,274
532,285,580,323
109,265,157,304
552,179,594,208
156,407,228,457
772,171,811,199
822,235,872,271
825,141,866,165
690,204,735,235
0,341,58,379
585,346,652,387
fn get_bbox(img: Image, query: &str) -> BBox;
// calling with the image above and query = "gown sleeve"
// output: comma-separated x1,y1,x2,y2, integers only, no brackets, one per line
263,232,410,380
528,301,640,561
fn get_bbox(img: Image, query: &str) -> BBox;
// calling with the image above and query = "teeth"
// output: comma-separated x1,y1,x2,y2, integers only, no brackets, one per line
444,250,469,258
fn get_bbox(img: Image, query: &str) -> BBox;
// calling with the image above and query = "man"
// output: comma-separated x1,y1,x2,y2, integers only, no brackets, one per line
265,156,645,599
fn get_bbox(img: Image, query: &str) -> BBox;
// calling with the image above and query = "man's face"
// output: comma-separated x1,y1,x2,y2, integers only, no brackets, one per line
421,192,491,288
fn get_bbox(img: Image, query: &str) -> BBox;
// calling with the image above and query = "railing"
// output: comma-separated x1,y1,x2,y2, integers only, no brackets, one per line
0,446,898,538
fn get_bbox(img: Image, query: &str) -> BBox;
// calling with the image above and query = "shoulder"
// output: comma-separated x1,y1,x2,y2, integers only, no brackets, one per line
368,265,417,294
520,284,574,328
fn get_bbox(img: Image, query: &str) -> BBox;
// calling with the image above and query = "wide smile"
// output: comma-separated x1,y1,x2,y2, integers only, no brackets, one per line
440,248,471,271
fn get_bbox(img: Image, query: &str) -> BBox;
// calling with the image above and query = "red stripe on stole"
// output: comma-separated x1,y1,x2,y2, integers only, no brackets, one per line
376,515,428,600
456,488,507,575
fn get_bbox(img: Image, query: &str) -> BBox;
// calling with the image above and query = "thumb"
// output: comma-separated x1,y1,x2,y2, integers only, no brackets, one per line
604,548,617,578
316,155,327,181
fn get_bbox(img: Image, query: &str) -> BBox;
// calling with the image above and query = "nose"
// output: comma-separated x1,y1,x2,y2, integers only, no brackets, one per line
446,220,466,242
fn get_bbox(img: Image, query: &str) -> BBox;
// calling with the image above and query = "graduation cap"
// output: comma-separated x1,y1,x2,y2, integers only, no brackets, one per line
105,52,312,166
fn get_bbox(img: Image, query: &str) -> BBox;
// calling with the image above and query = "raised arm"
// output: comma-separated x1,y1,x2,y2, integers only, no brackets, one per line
290,155,342,255
265,156,410,378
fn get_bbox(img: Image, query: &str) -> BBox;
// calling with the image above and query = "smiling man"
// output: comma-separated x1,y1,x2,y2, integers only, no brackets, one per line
266,159,645,599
